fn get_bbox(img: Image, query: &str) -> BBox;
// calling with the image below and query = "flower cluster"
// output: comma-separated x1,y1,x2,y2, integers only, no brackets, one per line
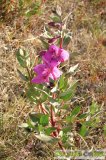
31,45,69,84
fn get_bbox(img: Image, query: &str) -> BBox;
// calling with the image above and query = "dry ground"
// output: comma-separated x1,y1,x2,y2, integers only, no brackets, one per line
0,0,106,159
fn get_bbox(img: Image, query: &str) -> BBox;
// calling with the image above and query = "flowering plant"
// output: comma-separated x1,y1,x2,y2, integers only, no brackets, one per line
16,5,101,154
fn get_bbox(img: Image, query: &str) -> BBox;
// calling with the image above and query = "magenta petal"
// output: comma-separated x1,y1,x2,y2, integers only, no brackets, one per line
52,67,62,79
49,45,59,55
50,60,59,67
31,76,44,84
42,51,59,67
42,51,51,64
31,74,49,84
60,49,69,62
33,64,46,74
48,73,54,80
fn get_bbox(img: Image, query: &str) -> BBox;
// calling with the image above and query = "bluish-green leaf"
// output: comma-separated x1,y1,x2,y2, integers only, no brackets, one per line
16,48,29,68
59,81,78,101
17,69,28,81
29,113,43,123
16,49,26,68
63,35,71,47
27,85,40,102
35,133,59,143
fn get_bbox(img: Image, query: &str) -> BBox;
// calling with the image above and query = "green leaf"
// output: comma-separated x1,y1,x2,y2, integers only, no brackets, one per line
19,0,24,9
27,95,37,103
26,85,41,102
59,81,77,101
54,150,64,157
79,125,88,137
66,106,81,123
78,113,88,119
17,69,28,81
61,104,69,110
71,106,81,117
34,86,51,98
27,118,35,129
90,102,99,115
25,2,40,17
40,115,49,126
84,121,93,127
16,49,29,68
38,125,44,132
103,125,106,136
29,113,43,123
52,16,61,23
40,93,48,102
40,38,49,49
59,75,65,89
66,115,75,123
16,49,26,68
35,133,59,143
63,35,71,47
62,126,71,133
45,127,56,135
62,134,68,143
49,98,60,107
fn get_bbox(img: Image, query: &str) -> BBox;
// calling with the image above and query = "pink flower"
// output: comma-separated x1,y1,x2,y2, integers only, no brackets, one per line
31,64,62,84
42,45,69,66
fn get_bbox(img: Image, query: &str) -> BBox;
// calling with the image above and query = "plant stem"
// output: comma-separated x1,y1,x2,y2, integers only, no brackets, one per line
60,21,63,48
39,103,48,114
58,141,66,154
60,36,63,49
50,105,66,153
26,66,31,83
50,105,55,127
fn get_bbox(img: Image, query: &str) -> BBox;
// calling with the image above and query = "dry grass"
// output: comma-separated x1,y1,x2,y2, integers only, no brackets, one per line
0,0,106,159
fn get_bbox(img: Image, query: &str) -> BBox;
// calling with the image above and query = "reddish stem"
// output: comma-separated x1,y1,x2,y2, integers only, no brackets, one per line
60,37,63,49
50,105,65,153
60,22,63,48
50,105,56,127
39,103,48,114
58,141,66,154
